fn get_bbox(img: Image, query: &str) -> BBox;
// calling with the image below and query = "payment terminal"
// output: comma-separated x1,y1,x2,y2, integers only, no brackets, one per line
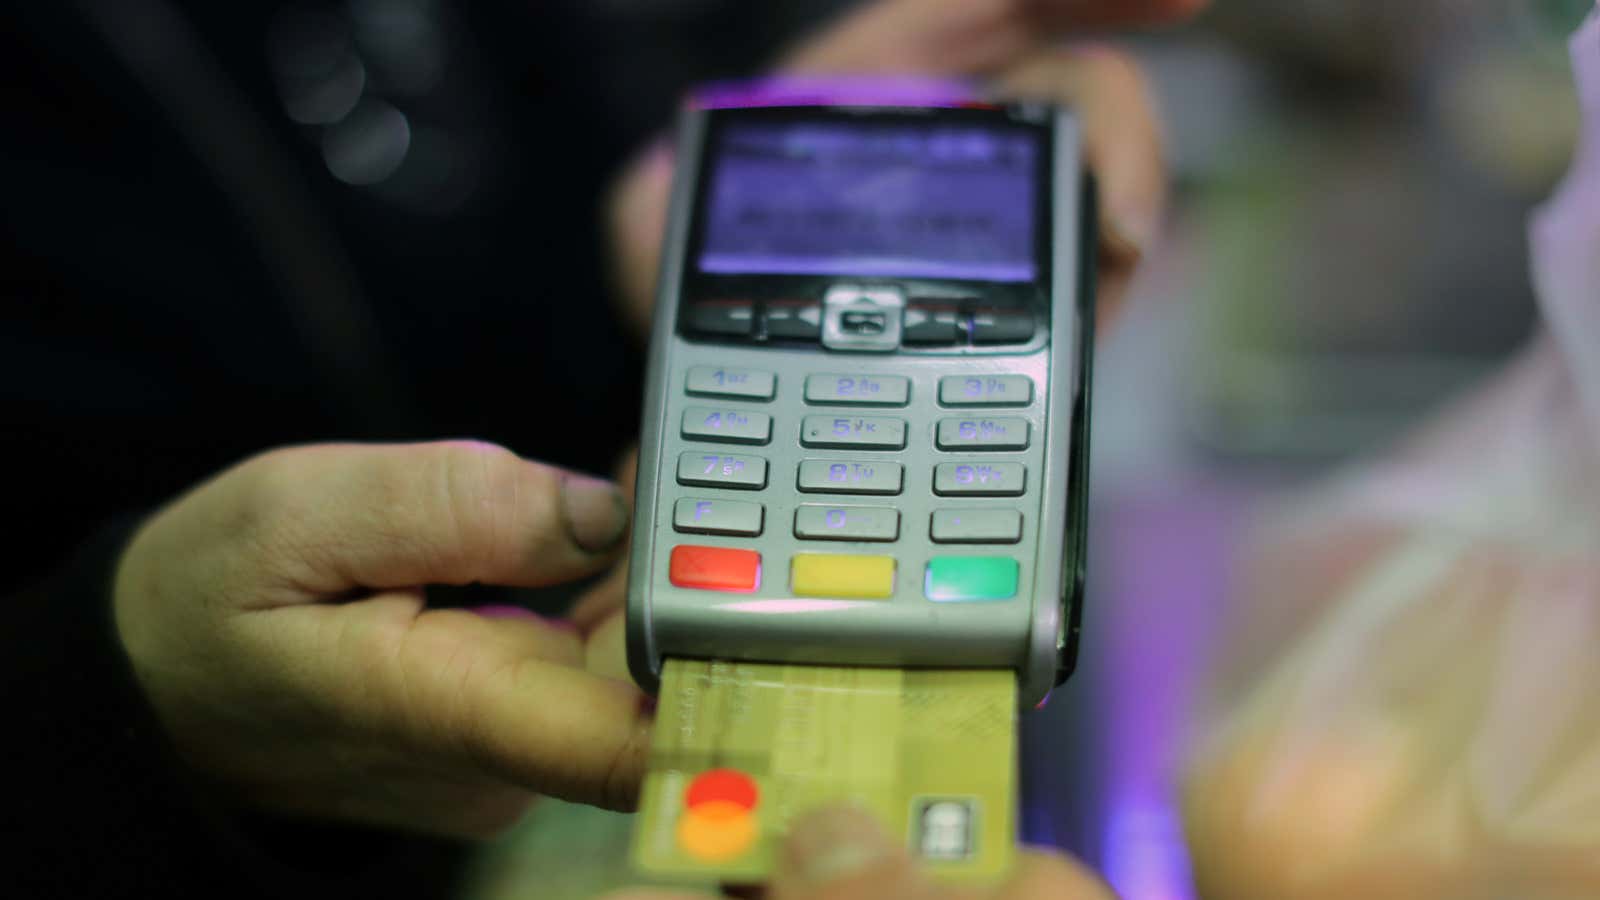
625,83,1094,708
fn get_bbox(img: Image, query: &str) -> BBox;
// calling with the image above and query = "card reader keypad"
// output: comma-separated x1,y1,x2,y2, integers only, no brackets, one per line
668,367,1041,601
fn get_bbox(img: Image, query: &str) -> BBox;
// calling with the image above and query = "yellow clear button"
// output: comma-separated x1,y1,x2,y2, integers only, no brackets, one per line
790,553,896,599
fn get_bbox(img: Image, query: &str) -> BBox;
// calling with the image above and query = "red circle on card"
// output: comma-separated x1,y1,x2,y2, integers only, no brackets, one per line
684,768,759,811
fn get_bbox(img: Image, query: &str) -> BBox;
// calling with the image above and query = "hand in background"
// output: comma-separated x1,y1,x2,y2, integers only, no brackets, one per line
606,0,1206,336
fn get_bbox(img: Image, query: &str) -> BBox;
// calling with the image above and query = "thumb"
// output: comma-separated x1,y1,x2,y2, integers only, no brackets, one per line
242,441,630,599
767,808,1120,900
771,807,934,900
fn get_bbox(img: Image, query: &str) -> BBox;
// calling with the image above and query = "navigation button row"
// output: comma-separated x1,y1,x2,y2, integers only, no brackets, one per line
764,300,823,339
682,299,1036,348
681,299,819,341
902,305,962,344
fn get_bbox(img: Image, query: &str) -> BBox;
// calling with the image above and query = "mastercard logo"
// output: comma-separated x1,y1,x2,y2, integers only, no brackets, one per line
676,768,760,861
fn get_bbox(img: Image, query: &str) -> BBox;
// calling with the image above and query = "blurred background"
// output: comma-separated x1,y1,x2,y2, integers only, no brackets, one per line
2,0,1590,897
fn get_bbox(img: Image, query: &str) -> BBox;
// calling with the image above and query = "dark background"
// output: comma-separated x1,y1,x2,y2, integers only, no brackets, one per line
0,0,858,598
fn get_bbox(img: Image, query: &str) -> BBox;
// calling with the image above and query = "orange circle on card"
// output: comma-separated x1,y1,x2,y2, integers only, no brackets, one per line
676,800,758,861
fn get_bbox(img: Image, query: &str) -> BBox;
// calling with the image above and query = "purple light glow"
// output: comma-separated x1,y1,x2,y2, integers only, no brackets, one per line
692,76,983,110
1102,801,1196,900
1084,489,1247,900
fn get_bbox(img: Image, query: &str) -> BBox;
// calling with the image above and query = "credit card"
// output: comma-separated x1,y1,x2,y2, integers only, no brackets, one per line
630,658,1017,885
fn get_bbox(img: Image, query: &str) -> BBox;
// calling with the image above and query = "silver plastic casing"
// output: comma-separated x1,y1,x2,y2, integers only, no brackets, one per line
626,104,1092,708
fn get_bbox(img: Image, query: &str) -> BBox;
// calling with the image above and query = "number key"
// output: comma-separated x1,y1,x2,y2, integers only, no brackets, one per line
938,375,1032,407
936,417,1029,451
933,462,1026,497
930,508,1023,543
685,366,776,400
682,406,772,445
796,460,903,495
676,452,767,490
804,374,910,407
793,505,899,542
800,415,906,450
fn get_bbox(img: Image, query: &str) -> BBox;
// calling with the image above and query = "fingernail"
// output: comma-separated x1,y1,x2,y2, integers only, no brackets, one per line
560,474,628,553
783,806,895,885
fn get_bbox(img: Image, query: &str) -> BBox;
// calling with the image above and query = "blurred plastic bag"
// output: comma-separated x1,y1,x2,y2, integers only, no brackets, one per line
1182,9,1600,899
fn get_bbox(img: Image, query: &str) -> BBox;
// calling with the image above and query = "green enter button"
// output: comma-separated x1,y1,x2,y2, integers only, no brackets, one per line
924,556,1019,602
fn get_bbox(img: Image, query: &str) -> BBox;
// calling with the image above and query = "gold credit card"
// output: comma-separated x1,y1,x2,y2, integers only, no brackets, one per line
630,659,1017,885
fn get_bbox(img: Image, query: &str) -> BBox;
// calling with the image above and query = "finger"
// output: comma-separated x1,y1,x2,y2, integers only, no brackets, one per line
781,0,1206,76
462,652,653,811
247,441,630,598
566,443,641,628
770,807,935,900
1003,849,1120,899
607,141,674,336
268,593,643,811
614,443,641,502
583,608,632,683
992,46,1165,319
435,606,586,670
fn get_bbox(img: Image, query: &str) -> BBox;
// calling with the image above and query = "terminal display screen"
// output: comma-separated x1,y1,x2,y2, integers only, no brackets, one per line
698,119,1039,283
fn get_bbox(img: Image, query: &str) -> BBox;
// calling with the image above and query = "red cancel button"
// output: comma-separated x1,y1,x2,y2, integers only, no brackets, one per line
669,545,761,592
